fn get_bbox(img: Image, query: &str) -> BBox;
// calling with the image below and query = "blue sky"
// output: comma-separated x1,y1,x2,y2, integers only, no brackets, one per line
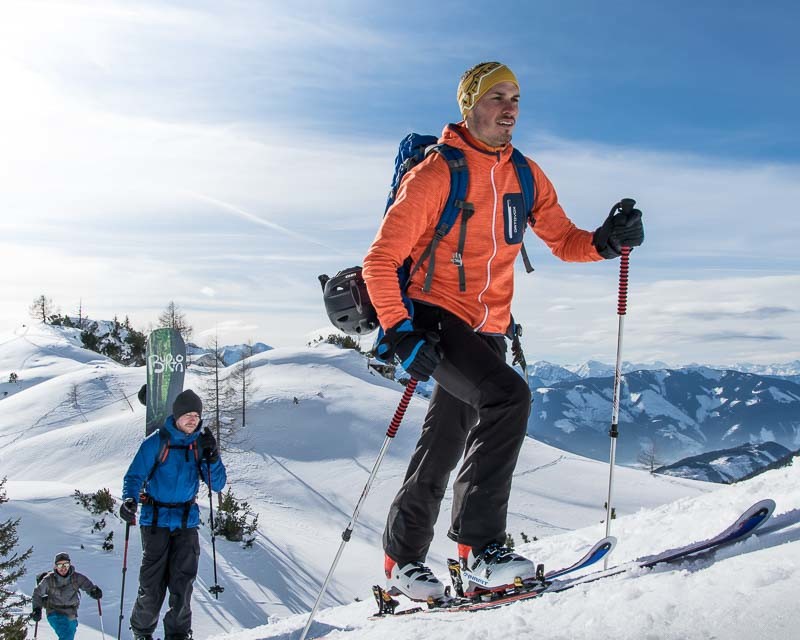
1,0,798,365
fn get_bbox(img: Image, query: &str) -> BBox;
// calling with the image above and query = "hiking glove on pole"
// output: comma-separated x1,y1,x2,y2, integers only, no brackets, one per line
198,430,220,463
88,586,103,600
31,608,42,622
377,319,442,382
593,206,644,258
120,498,137,525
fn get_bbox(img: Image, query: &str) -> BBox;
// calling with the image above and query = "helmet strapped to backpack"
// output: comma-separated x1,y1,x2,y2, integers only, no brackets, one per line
319,266,379,335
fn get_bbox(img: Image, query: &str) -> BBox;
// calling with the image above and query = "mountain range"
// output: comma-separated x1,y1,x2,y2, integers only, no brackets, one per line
527,366,800,467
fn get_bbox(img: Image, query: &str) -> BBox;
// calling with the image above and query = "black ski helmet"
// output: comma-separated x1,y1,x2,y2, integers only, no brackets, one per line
319,266,378,335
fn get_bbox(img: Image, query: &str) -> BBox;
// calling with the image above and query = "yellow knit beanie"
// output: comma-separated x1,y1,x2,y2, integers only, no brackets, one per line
457,62,519,119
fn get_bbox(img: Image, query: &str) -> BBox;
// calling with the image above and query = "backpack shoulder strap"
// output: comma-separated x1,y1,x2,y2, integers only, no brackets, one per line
145,429,170,486
406,143,474,292
510,148,536,274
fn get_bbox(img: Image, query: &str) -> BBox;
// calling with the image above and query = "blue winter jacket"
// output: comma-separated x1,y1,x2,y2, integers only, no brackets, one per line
122,416,227,530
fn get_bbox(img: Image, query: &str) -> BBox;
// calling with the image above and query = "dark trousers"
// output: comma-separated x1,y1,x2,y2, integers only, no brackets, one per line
383,303,532,564
130,526,200,638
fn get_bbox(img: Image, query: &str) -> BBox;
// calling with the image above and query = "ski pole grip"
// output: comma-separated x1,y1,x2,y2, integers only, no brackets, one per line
386,378,418,438
619,198,636,214
617,246,631,315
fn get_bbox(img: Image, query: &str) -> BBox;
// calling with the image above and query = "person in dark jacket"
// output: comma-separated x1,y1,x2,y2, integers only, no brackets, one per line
31,552,102,640
120,389,227,640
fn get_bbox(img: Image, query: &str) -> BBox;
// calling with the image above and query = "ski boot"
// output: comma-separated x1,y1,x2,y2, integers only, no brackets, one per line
384,554,446,601
457,542,538,598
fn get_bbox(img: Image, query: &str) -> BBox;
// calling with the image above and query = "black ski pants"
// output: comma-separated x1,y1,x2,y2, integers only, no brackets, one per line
130,526,199,639
383,303,531,564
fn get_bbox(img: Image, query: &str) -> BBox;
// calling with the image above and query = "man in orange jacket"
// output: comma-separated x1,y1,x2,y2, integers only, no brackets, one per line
363,61,643,601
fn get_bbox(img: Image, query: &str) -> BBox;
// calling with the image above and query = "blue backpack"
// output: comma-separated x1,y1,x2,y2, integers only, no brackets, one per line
386,132,537,298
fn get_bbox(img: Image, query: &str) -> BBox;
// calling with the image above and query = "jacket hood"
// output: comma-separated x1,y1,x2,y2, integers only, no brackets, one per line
163,415,202,443
439,122,515,161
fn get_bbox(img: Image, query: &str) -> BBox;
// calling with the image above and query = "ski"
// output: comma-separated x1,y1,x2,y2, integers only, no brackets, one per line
145,328,186,435
638,498,775,567
371,535,616,617
543,497,776,595
370,499,775,617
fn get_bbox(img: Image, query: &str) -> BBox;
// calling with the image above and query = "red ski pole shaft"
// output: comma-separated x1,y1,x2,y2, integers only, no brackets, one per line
299,379,418,640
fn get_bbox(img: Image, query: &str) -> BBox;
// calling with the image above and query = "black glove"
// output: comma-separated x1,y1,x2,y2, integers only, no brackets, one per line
137,384,147,406
120,498,138,525
593,198,644,259
88,586,102,600
198,430,219,464
376,319,442,382
31,608,42,622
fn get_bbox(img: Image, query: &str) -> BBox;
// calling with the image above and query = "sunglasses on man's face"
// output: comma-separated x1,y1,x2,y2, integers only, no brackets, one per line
55,562,70,569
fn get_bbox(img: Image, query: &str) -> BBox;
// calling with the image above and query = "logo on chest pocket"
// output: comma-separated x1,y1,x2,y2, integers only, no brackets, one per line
503,193,525,244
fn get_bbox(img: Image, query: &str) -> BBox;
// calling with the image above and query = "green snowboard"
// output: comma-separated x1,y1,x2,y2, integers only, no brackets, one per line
145,328,186,435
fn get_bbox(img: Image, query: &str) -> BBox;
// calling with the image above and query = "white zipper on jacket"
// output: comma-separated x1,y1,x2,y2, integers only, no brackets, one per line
475,158,500,331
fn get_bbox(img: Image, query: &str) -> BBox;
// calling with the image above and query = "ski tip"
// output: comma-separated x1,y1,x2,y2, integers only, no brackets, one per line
738,499,776,535
750,498,776,519
593,535,617,555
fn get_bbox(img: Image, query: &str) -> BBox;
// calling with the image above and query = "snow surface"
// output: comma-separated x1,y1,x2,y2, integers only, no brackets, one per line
2,324,798,639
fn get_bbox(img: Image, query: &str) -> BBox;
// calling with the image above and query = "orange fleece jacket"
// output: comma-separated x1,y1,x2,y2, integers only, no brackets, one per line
363,123,602,334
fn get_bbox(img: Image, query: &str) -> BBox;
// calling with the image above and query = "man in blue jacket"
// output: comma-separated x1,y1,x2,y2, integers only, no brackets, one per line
120,389,227,640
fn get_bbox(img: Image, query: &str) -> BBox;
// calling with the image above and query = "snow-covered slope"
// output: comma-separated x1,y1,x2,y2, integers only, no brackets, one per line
3,326,770,640
209,462,800,640
0,325,113,400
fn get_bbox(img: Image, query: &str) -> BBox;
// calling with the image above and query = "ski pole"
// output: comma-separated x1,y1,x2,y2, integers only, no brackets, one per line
33,619,38,640
98,598,106,640
603,198,635,568
117,521,131,640
206,459,224,599
299,378,418,640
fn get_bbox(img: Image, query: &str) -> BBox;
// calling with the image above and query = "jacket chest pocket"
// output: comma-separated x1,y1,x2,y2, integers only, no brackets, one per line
502,193,525,244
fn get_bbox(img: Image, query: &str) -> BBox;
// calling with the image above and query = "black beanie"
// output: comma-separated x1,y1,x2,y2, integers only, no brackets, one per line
54,552,71,564
137,384,147,406
173,389,202,420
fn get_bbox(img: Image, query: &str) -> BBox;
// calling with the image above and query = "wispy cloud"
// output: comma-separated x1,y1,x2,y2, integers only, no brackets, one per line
684,306,795,321
185,192,345,253
2,1,798,364
698,331,786,342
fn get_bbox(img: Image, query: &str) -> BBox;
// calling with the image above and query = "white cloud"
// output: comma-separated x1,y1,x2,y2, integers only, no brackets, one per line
1,1,798,364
